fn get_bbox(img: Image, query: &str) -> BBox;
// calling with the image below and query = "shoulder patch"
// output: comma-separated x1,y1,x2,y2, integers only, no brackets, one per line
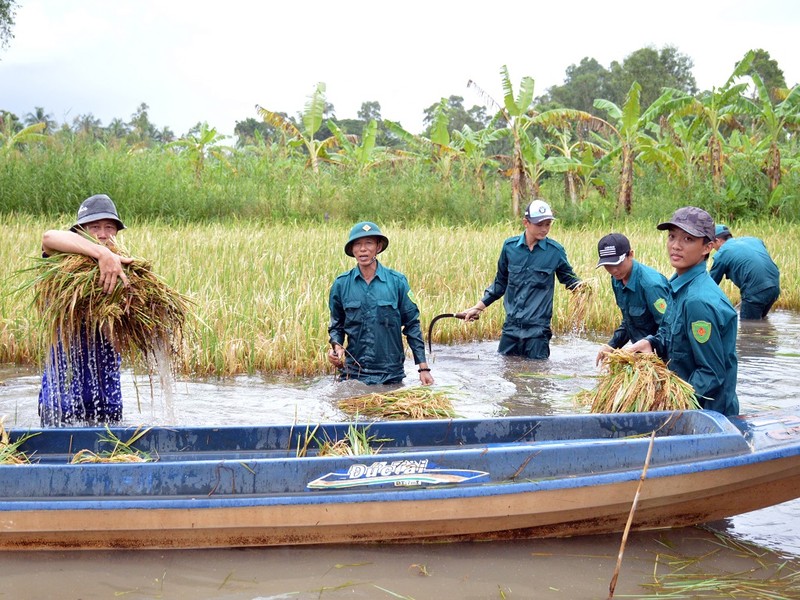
653,298,667,314
692,320,712,343
407,289,417,304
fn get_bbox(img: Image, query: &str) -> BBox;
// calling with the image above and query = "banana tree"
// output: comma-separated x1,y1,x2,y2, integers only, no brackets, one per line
168,122,230,182
531,109,609,203
0,113,46,153
468,65,536,216
256,82,337,173
450,124,505,190
741,71,800,194
384,98,461,178
664,52,756,191
593,82,688,213
327,119,391,172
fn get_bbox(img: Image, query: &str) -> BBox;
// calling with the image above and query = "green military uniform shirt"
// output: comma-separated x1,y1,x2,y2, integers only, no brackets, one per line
328,261,427,385
646,262,739,416
608,260,669,348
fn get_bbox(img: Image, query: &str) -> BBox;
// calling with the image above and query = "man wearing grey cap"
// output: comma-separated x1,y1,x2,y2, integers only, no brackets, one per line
595,233,669,365
629,206,739,416
710,224,781,320
38,194,134,426
461,199,583,359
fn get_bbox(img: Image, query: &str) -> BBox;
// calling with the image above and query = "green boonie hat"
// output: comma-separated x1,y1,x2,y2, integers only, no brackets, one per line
656,206,715,240
345,221,389,257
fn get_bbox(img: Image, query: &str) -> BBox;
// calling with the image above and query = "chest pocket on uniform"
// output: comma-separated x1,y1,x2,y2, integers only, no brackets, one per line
628,305,652,328
344,300,363,324
508,264,551,290
377,300,399,328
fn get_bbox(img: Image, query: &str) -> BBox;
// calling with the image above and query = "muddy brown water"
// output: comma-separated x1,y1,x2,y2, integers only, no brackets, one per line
1,311,800,599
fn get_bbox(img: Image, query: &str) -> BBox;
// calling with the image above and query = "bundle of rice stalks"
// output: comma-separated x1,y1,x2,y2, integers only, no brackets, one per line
338,387,457,420
21,237,193,373
70,425,154,464
0,417,39,465
576,350,699,413
568,278,598,333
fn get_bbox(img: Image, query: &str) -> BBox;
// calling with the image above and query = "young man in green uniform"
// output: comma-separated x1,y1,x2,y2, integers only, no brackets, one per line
629,207,739,416
462,199,582,359
327,222,433,385
710,224,781,320
594,233,669,365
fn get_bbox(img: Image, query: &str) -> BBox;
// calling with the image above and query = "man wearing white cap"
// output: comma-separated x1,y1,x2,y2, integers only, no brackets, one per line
595,233,669,365
462,199,582,359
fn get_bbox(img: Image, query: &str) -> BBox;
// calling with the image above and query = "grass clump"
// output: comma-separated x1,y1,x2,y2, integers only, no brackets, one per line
70,425,154,464
0,417,39,465
576,350,699,413
338,387,458,420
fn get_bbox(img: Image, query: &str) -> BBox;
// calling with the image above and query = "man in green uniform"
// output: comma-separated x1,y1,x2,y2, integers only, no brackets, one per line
710,224,781,320
462,199,582,359
327,222,433,385
629,207,739,416
594,233,669,365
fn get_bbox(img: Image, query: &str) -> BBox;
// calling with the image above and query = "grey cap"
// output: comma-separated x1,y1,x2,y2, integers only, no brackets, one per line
71,194,125,231
657,206,714,240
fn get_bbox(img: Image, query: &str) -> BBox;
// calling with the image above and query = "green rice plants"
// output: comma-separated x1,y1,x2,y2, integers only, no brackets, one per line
70,425,154,463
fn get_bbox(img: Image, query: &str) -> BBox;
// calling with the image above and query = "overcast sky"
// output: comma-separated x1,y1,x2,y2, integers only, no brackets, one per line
2,0,799,139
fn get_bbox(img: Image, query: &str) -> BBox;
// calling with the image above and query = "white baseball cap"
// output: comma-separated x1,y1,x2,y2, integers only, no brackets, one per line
524,199,555,224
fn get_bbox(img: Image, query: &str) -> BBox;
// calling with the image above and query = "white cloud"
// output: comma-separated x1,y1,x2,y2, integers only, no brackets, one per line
2,0,798,137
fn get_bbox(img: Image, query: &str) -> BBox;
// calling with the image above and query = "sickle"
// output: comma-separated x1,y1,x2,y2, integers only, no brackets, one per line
427,312,475,353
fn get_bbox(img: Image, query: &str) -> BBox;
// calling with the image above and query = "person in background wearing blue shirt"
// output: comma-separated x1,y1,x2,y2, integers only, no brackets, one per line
38,194,134,426
629,207,739,416
594,233,669,365
327,222,433,385
710,224,781,320
461,199,583,359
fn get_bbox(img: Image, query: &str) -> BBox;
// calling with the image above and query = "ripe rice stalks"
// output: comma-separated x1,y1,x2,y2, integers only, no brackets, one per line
576,350,699,413
0,417,39,465
569,278,598,333
338,387,457,420
19,237,193,376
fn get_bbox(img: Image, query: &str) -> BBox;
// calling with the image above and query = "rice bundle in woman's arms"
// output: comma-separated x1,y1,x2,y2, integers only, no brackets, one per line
27,239,193,373
577,350,699,413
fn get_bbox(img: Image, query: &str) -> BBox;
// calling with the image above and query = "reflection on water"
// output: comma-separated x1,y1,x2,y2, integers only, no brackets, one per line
2,310,800,598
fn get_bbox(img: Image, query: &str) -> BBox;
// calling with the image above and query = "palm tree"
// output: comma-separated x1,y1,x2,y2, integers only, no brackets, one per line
24,106,56,134
256,82,338,173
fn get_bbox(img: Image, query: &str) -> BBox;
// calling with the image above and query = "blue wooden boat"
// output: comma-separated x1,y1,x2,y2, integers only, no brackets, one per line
1,408,800,550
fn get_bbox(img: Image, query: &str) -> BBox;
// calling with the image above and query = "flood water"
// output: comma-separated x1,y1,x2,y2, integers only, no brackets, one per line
1,311,800,599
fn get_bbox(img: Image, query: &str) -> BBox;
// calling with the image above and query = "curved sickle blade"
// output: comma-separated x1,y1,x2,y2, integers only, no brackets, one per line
426,312,470,353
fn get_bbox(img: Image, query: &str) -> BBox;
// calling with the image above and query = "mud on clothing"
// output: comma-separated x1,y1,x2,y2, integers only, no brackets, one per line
709,237,781,319
328,261,427,385
646,262,739,416
608,260,669,348
481,234,581,359
39,326,123,427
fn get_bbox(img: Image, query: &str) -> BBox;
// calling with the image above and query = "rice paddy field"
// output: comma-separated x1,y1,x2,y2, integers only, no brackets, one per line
1,214,798,377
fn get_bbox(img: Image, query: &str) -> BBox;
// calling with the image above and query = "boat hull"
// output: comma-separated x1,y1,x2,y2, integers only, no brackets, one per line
2,409,800,550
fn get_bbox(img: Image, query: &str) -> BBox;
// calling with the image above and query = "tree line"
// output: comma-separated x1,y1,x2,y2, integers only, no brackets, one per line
1,47,798,222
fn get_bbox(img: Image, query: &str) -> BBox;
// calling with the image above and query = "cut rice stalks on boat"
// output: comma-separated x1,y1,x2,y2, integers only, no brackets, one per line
576,350,699,413
70,425,154,464
338,387,458,420
0,417,39,465
18,236,194,375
